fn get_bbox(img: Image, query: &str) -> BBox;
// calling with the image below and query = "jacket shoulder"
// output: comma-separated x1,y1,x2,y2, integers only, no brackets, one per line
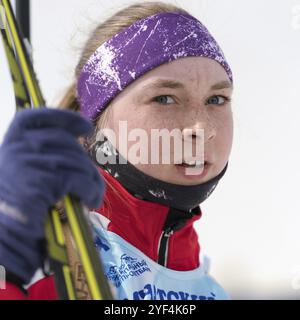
0,276,57,300
27,276,58,300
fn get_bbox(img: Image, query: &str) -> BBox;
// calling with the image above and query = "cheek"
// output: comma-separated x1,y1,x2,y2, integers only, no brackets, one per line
109,106,164,160
215,111,234,160
127,107,177,138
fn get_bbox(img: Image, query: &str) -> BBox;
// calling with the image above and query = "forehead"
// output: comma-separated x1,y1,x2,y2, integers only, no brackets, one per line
110,56,232,104
136,56,231,87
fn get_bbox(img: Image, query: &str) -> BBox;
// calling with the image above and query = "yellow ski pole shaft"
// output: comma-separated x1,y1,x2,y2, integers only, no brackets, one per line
0,0,113,300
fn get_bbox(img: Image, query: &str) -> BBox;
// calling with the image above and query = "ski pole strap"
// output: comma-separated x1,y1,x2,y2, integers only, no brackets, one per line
61,219,92,300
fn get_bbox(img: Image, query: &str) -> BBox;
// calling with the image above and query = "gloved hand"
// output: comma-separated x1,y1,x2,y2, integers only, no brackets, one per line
0,108,105,286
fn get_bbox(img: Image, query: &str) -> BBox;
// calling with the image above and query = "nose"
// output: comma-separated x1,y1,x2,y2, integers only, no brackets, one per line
182,111,216,144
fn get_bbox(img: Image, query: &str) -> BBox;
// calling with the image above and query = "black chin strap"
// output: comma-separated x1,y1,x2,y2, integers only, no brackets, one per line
90,137,228,212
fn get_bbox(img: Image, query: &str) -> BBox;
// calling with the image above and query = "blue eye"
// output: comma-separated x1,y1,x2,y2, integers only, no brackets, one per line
153,95,175,105
206,95,230,106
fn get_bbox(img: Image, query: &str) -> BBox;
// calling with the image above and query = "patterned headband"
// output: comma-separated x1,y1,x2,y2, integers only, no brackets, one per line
77,12,233,120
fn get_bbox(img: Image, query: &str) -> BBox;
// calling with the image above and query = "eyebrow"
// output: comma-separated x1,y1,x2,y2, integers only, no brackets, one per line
141,79,185,90
141,79,233,91
210,80,233,90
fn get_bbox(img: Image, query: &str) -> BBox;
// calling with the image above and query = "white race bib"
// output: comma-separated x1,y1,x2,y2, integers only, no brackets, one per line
90,212,230,300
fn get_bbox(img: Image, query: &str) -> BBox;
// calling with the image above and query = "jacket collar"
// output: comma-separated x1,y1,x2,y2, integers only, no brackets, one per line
95,168,202,271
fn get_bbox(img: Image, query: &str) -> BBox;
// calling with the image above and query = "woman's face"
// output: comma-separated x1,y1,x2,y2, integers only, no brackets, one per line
103,56,234,185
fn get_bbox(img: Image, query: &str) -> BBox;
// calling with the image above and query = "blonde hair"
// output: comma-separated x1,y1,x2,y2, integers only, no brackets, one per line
59,1,189,212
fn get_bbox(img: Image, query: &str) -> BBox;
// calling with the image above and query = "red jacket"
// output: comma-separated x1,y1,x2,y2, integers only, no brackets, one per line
0,168,202,300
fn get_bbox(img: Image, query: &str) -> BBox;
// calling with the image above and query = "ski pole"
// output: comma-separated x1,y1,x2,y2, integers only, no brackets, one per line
16,0,30,42
0,0,113,300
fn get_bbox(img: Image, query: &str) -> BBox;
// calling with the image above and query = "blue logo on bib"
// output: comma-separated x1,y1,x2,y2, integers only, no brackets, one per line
95,235,110,252
106,254,151,288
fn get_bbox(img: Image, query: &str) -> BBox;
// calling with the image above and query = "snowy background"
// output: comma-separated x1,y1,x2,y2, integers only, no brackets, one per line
1,0,300,299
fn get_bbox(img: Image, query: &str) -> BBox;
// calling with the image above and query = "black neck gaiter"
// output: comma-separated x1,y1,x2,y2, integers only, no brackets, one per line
90,137,228,212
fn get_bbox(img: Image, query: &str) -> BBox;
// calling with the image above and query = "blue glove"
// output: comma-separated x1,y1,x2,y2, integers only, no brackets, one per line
0,108,105,285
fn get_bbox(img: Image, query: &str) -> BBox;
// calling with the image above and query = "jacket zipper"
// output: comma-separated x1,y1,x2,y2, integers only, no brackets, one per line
157,208,196,267
157,227,174,267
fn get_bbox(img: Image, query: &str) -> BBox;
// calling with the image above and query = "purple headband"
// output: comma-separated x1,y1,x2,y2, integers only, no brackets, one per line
77,12,233,120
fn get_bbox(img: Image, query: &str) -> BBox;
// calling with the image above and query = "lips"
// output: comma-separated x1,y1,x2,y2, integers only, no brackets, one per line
174,161,211,180
179,162,204,168
181,159,204,167
176,160,209,168
174,155,212,167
